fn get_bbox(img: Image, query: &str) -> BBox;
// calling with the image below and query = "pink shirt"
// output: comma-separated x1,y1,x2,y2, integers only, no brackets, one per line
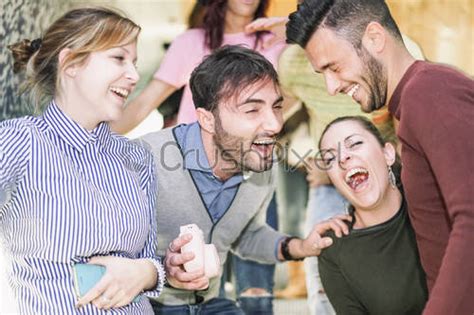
154,28,286,124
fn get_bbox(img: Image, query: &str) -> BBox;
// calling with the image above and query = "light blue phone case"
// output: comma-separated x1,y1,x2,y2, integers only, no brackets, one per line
72,263,141,303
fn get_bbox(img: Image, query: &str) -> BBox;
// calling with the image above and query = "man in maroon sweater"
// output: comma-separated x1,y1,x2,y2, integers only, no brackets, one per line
286,0,474,314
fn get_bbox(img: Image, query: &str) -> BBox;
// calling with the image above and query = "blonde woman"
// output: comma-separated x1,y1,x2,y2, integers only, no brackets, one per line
2,7,164,314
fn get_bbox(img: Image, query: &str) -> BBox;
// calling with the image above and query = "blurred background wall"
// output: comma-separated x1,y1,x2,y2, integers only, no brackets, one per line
387,0,473,75
1,0,72,120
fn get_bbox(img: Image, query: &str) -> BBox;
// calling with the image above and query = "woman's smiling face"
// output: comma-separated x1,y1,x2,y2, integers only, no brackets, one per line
319,119,396,211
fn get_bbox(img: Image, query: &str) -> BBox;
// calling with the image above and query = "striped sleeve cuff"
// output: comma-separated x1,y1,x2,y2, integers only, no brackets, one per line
143,257,166,298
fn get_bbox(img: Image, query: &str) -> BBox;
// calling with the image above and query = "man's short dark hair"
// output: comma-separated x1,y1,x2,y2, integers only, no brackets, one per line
189,45,279,112
286,0,403,49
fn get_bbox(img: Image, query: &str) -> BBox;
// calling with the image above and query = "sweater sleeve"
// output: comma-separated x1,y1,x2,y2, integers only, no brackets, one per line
318,242,367,315
404,69,474,315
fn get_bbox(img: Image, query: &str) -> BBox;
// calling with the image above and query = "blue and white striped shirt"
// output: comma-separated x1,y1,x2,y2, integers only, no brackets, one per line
0,102,164,314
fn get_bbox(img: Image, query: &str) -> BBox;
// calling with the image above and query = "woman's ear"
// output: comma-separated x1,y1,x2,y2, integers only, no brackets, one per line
58,48,77,77
196,107,216,134
383,142,397,166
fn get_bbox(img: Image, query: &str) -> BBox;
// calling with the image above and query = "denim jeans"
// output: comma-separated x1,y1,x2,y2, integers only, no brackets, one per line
222,194,278,315
304,185,347,315
149,297,245,315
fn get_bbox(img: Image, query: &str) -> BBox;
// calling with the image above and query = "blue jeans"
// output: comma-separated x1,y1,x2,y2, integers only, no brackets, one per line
149,297,244,315
304,185,346,315
222,194,278,314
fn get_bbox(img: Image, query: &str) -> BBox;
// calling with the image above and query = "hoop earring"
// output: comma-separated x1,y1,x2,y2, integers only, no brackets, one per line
388,165,397,188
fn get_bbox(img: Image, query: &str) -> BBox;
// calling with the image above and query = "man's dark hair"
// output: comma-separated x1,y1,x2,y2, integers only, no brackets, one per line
286,0,403,49
190,45,279,112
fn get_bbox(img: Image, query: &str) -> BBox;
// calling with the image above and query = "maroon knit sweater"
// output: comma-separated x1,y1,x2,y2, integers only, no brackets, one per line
389,60,474,315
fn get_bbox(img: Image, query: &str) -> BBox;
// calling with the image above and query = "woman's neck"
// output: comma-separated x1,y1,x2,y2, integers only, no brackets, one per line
54,95,97,131
353,187,403,229
224,11,253,34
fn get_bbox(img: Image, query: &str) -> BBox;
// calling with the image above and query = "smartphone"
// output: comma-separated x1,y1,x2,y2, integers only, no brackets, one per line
72,263,141,303
72,263,106,298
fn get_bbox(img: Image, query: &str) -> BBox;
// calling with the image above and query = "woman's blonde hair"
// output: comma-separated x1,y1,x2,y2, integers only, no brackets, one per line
8,6,141,109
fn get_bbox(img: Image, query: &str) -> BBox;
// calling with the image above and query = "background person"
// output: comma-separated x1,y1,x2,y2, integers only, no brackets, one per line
111,0,286,132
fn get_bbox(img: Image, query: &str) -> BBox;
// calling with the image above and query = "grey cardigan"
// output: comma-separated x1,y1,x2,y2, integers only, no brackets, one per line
139,127,283,305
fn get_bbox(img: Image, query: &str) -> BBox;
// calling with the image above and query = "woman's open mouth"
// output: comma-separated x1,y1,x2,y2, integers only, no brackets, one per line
345,167,369,192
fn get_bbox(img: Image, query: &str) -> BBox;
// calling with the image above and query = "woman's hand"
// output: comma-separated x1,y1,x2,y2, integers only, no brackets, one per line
245,17,289,48
76,256,157,310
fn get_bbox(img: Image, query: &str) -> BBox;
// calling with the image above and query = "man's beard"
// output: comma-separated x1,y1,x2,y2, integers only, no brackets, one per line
213,115,273,174
359,46,388,112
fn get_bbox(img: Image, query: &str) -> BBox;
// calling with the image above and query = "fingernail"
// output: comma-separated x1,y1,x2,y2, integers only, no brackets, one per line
325,239,333,246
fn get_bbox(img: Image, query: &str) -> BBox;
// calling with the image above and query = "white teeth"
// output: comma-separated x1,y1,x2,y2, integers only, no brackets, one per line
110,86,129,98
253,139,275,145
345,167,368,184
347,84,360,98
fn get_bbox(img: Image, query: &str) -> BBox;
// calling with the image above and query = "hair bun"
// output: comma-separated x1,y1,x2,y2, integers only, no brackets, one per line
29,38,42,54
8,39,40,73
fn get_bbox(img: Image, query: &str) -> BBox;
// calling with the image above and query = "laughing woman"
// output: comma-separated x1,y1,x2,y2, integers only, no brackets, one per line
1,7,164,314
316,116,428,315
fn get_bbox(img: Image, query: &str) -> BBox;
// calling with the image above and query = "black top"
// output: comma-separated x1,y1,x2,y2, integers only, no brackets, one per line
319,199,428,314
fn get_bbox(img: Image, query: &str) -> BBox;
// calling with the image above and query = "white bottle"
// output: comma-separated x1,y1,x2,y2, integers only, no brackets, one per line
179,224,221,278
180,224,205,273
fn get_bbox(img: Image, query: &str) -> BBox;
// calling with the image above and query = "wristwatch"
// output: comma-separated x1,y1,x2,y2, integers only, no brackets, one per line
281,236,304,261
